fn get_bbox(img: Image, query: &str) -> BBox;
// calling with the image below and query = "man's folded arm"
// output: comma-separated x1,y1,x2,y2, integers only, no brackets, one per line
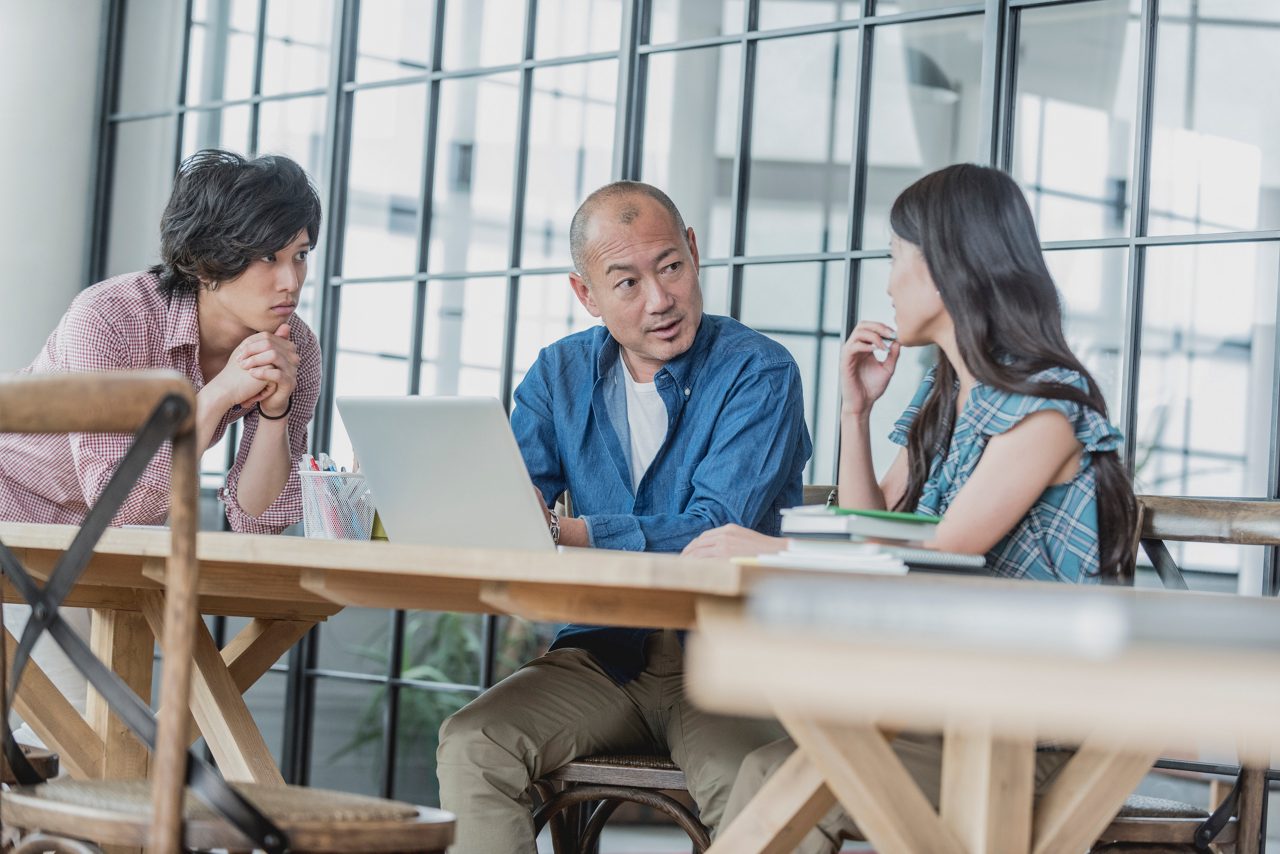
583,361,809,552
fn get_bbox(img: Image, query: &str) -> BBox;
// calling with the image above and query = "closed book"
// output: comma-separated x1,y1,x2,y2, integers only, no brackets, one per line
739,545,908,575
781,504,941,542
784,537,988,572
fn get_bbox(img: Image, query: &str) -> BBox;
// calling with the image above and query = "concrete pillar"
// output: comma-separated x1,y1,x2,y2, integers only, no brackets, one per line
0,0,105,371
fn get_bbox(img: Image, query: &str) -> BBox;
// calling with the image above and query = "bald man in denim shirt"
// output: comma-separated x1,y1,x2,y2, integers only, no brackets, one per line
437,181,811,853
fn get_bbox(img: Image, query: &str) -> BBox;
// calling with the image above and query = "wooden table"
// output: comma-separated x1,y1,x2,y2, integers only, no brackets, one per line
12,521,1273,854
687,571,1280,854
1,523,340,784
1,522,747,787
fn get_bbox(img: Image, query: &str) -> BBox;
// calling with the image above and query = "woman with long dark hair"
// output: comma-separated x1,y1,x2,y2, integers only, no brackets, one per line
690,163,1138,851
686,162,1136,583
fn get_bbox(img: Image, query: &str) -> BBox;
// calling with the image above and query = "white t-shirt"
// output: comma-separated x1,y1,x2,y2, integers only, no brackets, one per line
619,358,668,491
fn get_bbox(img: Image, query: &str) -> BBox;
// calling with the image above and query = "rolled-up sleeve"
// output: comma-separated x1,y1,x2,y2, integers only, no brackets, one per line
582,360,809,553
219,327,322,534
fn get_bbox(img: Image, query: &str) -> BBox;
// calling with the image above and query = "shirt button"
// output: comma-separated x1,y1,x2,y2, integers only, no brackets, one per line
684,387,691,396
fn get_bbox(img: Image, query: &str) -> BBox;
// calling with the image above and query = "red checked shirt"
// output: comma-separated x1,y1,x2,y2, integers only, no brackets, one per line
0,271,322,533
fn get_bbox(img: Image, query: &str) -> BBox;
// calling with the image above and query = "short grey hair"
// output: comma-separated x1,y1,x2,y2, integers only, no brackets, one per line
568,181,689,278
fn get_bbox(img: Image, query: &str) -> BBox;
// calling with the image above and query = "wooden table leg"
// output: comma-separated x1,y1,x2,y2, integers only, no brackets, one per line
138,591,284,784
1236,765,1268,854
179,618,314,747
88,608,153,780
704,748,836,854
4,627,103,779
1031,740,1160,854
940,722,1035,854
781,713,967,854
221,618,313,690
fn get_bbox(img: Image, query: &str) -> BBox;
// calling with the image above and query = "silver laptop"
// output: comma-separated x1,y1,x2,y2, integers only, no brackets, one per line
336,396,555,551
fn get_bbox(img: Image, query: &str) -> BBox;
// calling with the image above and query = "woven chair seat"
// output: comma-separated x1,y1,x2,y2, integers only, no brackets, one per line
1115,794,1210,820
2,780,453,852
544,754,688,789
534,754,709,853
567,754,680,771
1095,793,1236,848
21,780,418,822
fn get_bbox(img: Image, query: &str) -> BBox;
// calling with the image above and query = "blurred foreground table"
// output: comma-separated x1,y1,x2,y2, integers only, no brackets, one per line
688,572,1280,854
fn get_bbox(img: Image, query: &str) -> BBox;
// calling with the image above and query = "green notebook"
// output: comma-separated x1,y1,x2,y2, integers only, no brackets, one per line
781,503,941,541
827,507,941,525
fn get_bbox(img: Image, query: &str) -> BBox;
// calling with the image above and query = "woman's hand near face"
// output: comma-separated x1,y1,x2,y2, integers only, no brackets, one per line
682,524,788,559
839,321,900,417
234,323,299,416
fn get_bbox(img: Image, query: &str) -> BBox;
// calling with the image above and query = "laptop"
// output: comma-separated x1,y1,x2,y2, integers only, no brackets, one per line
335,396,555,551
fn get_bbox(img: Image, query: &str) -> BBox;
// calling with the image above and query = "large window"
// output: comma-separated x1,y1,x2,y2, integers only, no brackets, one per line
97,0,1280,801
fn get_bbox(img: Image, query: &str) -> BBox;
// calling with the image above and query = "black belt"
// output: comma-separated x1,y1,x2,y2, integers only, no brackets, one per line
1,394,290,853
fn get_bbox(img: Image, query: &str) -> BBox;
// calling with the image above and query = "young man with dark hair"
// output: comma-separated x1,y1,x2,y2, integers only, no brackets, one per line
0,148,323,531
0,149,325,745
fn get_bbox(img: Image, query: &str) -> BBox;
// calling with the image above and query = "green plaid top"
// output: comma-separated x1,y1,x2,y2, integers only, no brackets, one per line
890,365,1123,583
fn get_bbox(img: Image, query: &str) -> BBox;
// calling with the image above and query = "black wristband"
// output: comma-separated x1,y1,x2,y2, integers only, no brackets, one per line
256,395,293,421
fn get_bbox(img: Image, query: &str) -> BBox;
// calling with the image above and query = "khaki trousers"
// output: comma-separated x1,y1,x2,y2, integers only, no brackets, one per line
437,630,784,854
722,735,1073,854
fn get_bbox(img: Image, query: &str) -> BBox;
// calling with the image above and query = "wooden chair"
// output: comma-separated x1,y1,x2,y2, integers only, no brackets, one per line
0,372,453,853
1086,494,1277,854
532,755,709,853
801,483,837,507
526,485,839,853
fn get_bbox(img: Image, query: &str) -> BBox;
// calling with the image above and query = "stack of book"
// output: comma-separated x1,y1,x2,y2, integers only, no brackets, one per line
781,504,941,542
741,505,989,574
744,541,909,574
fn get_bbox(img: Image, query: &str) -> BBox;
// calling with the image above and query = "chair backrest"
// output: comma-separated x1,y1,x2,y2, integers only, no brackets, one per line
1135,495,1280,591
0,371,198,852
1134,494,1279,852
802,484,836,508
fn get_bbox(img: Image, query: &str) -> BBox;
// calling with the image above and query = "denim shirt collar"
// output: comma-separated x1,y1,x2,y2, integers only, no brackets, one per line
592,314,714,391
590,315,716,495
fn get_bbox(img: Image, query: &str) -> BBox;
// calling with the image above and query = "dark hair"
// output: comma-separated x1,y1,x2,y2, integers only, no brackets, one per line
569,181,689,277
889,163,1137,582
150,149,322,296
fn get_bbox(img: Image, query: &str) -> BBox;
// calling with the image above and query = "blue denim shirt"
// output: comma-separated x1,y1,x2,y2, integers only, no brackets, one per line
511,313,812,681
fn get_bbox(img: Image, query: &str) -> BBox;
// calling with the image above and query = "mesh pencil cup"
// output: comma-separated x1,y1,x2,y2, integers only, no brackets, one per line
300,470,376,540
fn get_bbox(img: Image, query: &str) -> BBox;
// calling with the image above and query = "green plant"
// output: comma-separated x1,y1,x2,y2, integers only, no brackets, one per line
330,611,550,800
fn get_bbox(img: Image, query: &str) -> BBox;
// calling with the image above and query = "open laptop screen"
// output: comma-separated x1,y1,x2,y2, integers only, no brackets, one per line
336,396,554,552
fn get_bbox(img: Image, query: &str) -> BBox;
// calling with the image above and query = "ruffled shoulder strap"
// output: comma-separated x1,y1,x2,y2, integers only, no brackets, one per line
966,367,1122,453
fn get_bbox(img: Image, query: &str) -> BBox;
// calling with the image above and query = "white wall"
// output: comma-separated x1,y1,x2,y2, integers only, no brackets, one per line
0,0,105,371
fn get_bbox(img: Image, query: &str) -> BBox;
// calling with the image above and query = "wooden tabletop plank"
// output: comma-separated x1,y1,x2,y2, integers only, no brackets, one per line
0,523,745,596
